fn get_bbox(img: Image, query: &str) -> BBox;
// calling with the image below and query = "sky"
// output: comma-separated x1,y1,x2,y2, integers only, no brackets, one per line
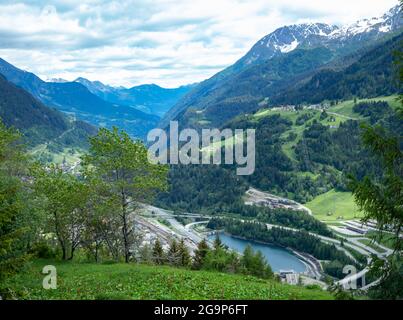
0,0,399,88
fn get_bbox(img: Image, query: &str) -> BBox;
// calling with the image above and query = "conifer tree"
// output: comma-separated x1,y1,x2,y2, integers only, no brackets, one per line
168,239,181,266
178,239,191,267
152,239,165,265
192,239,210,270
213,234,223,251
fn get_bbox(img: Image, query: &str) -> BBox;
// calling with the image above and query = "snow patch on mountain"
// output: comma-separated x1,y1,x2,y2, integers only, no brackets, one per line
330,5,400,39
275,40,299,53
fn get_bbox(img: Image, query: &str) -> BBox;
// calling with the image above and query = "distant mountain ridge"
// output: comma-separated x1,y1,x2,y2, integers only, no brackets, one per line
75,77,195,117
161,5,402,129
241,5,402,67
0,74,96,148
0,58,159,139
270,33,403,105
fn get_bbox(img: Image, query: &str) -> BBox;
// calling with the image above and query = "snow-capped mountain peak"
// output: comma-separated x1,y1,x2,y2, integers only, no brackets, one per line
330,5,401,39
239,5,402,67
242,23,338,65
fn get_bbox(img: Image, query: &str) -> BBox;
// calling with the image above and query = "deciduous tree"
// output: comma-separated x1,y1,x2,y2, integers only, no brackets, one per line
0,122,29,286
32,165,90,260
82,127,168,262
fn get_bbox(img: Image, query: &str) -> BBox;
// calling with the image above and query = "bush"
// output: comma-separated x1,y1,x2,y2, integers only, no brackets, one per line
305,284,321,290
31,242,57,259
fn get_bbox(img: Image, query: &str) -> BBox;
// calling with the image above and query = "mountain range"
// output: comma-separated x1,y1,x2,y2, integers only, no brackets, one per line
270,33,402,105
0,59,193,139
0,73,96,149
74,77,195,117
240,5,402,67
161,5,402,130
0,5,401,143
0,57,161,139
155,6,403,216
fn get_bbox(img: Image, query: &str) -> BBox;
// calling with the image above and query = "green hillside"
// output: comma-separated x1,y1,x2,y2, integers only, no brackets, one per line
0,74,97,152
5,259,332,300
252,95,399,162
158,94,400,211
272,33,402,105
162,30,402,132
163,47,335,129
328,95,400,118
306,189,362,222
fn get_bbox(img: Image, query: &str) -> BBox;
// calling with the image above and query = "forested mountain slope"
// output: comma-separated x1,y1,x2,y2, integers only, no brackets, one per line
160,6,402,130
271,33,403,105
173,47,335,128
0,58,158,139
0,74,96,148
157,96,402,211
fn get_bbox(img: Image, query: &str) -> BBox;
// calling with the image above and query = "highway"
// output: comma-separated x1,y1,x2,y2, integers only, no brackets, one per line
265,223,372,258
137,204,394,290
141,205,205,250
185,221,210,230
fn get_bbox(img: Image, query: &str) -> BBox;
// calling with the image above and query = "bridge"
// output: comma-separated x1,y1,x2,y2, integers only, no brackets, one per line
184,220,210,230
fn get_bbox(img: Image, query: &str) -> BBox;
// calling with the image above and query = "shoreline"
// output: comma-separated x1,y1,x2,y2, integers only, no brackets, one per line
211,231,319,276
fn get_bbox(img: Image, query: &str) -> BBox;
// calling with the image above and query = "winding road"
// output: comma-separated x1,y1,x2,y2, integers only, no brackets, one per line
138,203,394,290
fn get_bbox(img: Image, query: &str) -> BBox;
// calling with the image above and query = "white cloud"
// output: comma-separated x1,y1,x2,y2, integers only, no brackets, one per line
0,0,399,87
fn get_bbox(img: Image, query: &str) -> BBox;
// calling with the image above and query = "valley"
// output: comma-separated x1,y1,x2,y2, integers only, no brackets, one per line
0,2,402,302
134,199,394,290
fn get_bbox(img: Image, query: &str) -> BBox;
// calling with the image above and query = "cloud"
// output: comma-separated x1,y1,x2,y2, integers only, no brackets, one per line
0,0,398,87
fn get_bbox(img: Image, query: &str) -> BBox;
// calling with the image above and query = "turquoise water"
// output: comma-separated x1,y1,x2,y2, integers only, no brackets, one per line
208,233,306,273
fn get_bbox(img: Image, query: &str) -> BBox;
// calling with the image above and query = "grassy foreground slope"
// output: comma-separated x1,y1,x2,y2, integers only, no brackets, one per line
6,260,332,300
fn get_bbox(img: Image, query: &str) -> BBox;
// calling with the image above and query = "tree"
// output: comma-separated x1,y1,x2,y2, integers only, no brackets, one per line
241,245,254,272
349,116,402,247
0,122,29,287
225,251,241,274
398,0,403,116
177,239,191,267
32,165,90,260
152,239,165,265
348,122,403,299
204,247,232,272
253,251,273,279
138,243,153,264
241,245,273,279
320,110,328,120
213,234,223,251
348,36,403,297
192,239,210,270
82,127,168,263
81,183,122,262
167,239,181,266
367,256,403,300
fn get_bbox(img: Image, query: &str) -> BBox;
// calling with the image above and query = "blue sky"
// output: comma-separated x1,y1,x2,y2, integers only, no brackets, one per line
0,0,398,88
